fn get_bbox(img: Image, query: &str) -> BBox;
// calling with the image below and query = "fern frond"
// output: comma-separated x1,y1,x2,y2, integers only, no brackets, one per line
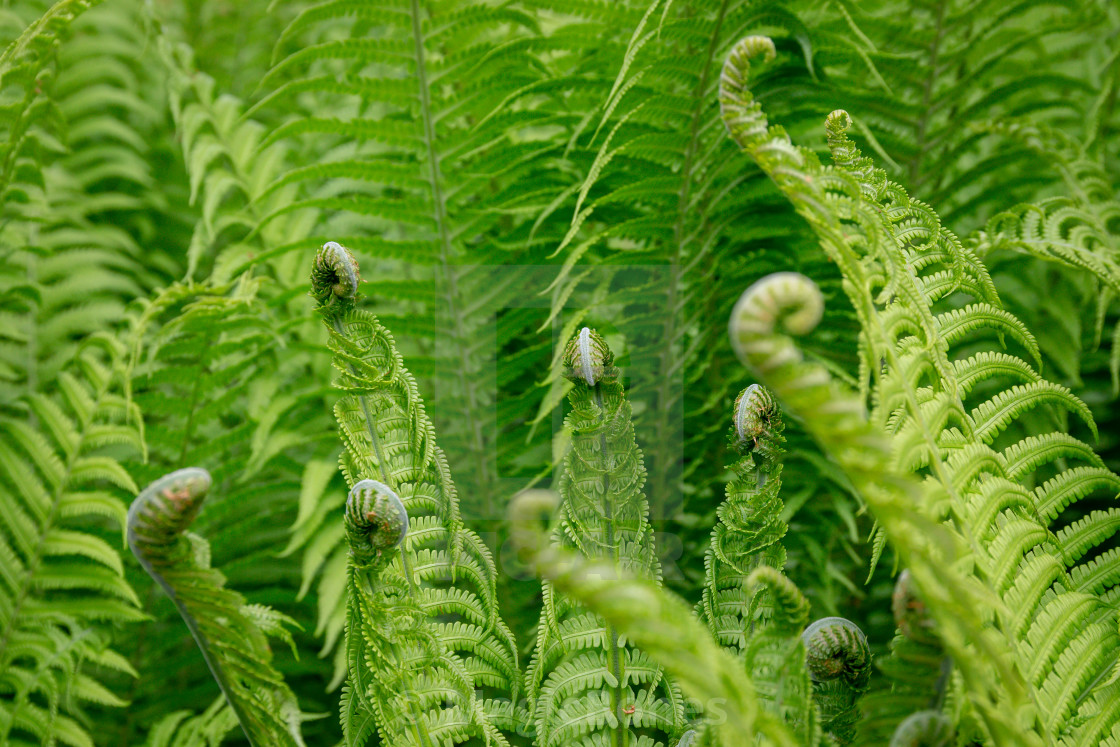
729,271,1036,744
0,335,143,747
142,698,240,747
526,327,684,747
314,241,522,745
510,489,798,747
722,33,1120,743
128,467,306,747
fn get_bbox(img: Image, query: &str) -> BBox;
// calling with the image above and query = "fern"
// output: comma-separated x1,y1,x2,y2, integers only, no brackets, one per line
261,0,555,524
540,0,848,529
313,240,522,745
526,327,685,746
142,699,239,747
509,489,797,747
699,384,788,650
856,571,951,746
824,0,1109,229
0,335,144,747
801,616,871,745
128,466,306,747
722,33,1120,744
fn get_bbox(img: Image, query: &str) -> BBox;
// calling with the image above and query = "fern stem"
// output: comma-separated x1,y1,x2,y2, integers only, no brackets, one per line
595,383,628,747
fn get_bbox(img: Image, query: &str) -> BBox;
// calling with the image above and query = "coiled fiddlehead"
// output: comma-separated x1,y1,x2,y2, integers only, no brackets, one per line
345,479,409,568
802,618,872,687
891,570,938,647
128,468,305,747
802,617,871,745
310,240,361,311
313,241,521,746
527,328,684,747
562,326,616,387
888,710,953,747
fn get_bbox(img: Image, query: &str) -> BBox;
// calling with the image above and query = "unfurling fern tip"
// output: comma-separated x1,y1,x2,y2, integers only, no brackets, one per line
345,479,409,568
311,241,361,312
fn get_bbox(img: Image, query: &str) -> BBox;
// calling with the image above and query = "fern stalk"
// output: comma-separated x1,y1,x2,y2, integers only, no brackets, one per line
313,241,521,745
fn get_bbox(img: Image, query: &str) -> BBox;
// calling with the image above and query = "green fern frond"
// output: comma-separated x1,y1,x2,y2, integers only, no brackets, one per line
526,327,684,747
0,335,144,747
313,241,522,745
143,698,240,747
128,467,306,747
700,384,787,651
510,489,798,747
721,32,1120,743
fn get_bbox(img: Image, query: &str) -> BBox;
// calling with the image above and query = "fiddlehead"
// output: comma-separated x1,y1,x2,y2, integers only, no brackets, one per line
891,570,938,647
802,618,871,745
310,240,361,311
313,242,522,745
802,618,872,688
888,711,953,747
128,468,305,747
345,479,408,569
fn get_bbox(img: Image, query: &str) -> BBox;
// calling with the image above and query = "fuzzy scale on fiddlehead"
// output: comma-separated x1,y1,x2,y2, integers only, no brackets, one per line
527,328,684,747
313,242,522,745
128,469,305,747
802,617,871,746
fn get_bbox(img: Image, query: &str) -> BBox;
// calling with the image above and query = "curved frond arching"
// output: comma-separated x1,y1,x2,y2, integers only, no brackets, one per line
721,33,1120,744
128,467,306,747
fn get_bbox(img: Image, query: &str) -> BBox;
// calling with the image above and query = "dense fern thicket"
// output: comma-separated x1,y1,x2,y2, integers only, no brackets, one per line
2,0,1119,745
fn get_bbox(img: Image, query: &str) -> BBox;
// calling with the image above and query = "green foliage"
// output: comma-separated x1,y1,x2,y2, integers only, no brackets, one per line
723,32,1120,745
2,1,1120,746
128,467,305,747
526,327,684,746
313,241,522,746
509,488,797,747
0,335,143,747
